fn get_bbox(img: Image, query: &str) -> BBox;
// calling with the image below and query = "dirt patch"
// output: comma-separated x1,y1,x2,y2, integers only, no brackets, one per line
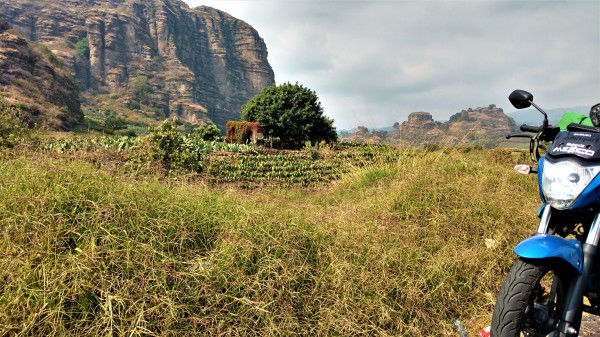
580,314,600,336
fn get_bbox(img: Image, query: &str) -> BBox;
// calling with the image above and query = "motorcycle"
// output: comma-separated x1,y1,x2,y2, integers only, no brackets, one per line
491,90,600,337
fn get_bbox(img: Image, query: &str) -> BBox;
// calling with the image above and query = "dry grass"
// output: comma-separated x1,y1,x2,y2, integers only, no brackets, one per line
0,148,539,336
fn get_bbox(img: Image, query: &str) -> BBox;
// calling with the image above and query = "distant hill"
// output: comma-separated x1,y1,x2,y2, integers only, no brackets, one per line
507,106,590,126
341,105,518,147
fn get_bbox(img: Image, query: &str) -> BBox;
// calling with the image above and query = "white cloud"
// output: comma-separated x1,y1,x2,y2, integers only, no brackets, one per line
185,0,600,129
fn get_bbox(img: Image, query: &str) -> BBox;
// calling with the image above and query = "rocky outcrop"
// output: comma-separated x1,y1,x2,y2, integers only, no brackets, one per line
447,106,515,137
0,0,275,130
0,21,82,130
386,106,517,146
396,111,445,141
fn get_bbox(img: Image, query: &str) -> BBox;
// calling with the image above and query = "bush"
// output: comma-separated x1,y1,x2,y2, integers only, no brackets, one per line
0,98,29,147
75,37,90,59
127,100,141,110
138,118,202,173
423,143,440,152
131,76,152,98
104,116,128,131
191,122,222,141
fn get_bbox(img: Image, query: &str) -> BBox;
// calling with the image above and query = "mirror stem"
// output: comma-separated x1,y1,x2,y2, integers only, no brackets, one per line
529,100,548,127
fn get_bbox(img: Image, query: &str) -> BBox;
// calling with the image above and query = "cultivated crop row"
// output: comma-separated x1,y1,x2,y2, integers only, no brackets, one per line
42,135,405,186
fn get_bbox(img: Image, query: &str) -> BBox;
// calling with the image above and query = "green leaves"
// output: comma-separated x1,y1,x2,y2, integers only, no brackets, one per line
131,76,152,98
0,98,29,147
75,37,90,59
241,82,337,149
146,118,202,173
190,122,222,142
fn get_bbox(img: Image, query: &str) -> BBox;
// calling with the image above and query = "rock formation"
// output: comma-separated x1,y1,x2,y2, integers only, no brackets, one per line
366,106,517,146
0,20,82,130
396,111,444,142
399,106,516,146
0,0,275,130
447,106,515,138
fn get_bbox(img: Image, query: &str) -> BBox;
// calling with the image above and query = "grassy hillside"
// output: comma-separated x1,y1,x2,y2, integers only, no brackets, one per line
0,145,540,336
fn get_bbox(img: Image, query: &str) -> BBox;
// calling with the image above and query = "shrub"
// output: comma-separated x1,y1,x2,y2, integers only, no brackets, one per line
131,76,152,98
191,122,222,141
137,118,202,173
0,98,29,147
127,100,141,110
104,116,128,131
423,143,440,152
75,37,90,59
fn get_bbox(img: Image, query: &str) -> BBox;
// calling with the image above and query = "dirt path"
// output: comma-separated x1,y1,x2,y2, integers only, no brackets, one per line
580,314,600,336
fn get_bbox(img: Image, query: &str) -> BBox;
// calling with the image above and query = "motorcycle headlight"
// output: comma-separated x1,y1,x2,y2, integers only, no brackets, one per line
542,160,600,209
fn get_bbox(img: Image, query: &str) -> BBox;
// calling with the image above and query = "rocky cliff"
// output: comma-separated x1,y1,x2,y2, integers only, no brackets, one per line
0,20,82,130
0,0,275,130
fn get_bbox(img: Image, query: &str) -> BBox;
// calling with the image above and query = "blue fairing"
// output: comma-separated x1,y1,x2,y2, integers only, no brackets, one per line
514,234,583,274
537,157,546,203
572,167,600,209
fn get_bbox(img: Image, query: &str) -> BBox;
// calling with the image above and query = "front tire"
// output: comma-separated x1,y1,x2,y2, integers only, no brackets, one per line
491,259,580,337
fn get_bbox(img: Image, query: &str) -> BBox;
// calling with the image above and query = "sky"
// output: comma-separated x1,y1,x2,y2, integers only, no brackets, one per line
183,0,600,130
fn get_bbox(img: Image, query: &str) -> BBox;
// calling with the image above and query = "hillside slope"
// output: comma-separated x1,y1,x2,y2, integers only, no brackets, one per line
0,21,82,130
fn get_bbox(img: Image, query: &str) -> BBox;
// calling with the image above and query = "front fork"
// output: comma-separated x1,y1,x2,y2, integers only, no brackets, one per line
535,205,600,335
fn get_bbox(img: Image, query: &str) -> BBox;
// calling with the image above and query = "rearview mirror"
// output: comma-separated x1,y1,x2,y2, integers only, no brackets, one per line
509,90,533,109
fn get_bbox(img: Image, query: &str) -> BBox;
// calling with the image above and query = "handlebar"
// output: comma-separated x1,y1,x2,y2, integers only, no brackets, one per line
520,124,543,133
506,134,536,139
506,125,560,162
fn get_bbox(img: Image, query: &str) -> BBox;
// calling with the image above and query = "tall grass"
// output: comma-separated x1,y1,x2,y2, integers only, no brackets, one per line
0,148,539,336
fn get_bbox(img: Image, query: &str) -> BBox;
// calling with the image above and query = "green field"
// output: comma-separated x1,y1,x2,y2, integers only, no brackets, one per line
0,140,541,336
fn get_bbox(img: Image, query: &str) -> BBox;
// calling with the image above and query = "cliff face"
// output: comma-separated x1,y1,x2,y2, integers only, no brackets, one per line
0,21,82,130
0,0,275,130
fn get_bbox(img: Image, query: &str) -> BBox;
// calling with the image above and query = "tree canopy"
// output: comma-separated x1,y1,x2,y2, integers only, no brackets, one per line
241,82,337,149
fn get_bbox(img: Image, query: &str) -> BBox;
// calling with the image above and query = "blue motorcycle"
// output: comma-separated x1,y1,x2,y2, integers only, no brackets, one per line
491,90,600,337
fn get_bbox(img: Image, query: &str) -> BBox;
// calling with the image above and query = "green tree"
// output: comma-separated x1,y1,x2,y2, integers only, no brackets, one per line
191,122,222,141
75,37,90,58
131,76,152,98
241,82,337,149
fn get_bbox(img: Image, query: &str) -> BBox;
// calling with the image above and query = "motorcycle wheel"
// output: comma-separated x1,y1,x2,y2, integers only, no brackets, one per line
491,259,581,337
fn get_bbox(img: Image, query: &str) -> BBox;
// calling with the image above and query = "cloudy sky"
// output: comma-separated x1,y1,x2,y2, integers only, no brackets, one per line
183,0,599,130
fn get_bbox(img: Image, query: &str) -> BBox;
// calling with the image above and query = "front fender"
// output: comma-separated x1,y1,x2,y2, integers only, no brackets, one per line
514,234,583,274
